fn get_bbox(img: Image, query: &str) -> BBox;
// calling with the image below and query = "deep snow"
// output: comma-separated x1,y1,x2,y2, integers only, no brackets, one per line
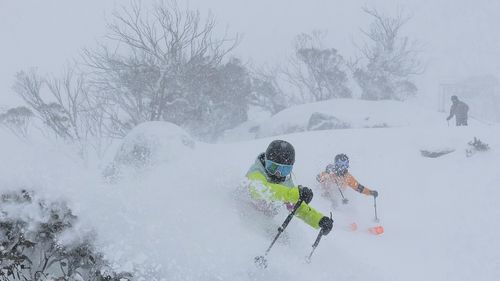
1,102,499,281
222,99,485,142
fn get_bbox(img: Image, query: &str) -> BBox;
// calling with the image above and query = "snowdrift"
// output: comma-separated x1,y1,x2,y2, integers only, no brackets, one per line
222,99,448,141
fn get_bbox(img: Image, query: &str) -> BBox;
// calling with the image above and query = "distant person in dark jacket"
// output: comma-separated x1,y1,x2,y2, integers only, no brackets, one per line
446,95,469,126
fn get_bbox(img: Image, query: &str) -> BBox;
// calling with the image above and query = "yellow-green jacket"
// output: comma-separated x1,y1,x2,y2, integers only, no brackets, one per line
245,154,324,229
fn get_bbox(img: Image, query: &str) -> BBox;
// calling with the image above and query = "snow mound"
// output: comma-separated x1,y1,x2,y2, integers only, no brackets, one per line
222,99,445,141
104,121,195,179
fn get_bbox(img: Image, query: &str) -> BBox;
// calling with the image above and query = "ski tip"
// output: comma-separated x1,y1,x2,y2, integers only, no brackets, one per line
368,226,384,235
349,222,358,231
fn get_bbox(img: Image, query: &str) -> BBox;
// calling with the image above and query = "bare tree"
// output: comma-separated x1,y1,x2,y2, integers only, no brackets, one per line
44,67,88,140
284,31,351,103
83,0,242,139
12,66,113,157
13,69,76,140
353,7,423,100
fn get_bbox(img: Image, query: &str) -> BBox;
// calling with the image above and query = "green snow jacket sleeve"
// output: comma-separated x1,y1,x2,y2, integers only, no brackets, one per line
246,170,324,229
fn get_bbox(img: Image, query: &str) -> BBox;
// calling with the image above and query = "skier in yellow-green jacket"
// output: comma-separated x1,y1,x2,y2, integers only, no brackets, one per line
246,140,333,235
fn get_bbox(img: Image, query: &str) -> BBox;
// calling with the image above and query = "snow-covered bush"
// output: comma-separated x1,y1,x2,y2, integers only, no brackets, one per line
307,112,350,131
249,71,287,115
466,137,490,157
0,106,33,137
0,190,131,281
104,122,195,180
420,149,455,158
284,31,352,103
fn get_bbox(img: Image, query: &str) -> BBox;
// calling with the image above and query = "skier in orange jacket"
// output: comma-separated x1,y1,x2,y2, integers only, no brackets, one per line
316,154,378,208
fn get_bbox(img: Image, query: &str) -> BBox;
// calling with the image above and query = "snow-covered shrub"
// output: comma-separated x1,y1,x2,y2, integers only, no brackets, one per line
420,149,455,158
307,112,350,131
249,72,287,115
104,122,195,181
368,122,389,128
284,31,352,103
0,190,131,281
466,137,490,157
0,106,33,137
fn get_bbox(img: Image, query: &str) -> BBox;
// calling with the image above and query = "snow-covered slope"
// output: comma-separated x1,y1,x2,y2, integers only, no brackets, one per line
222,99,460,142
1,104,499,281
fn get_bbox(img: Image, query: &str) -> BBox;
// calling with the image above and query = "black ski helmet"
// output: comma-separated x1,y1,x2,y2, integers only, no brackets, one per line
265,140,295,165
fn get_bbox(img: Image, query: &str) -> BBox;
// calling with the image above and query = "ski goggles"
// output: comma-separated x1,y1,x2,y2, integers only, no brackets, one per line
264,159,293,177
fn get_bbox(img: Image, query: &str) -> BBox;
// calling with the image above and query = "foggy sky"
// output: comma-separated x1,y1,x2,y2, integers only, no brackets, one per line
2,0,500,106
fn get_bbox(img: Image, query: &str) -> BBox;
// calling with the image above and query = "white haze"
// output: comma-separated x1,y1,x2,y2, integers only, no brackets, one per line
2,0,500,109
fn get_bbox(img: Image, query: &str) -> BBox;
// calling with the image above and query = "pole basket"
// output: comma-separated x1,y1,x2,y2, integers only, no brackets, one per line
368,225,384,235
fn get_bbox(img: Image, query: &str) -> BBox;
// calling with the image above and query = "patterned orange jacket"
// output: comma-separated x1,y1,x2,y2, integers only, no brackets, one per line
316,170,373,196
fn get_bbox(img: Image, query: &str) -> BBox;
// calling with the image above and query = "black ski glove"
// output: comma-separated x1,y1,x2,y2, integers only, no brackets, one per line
370,190,379,198
298,185,313,204
319,216,333,235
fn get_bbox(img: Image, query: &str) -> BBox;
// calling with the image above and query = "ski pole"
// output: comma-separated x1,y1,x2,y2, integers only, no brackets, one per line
306,212,332,263
373,196,379,222
255,199,304,268
306,229,324,263
333,178,348,204
338,187,348,204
